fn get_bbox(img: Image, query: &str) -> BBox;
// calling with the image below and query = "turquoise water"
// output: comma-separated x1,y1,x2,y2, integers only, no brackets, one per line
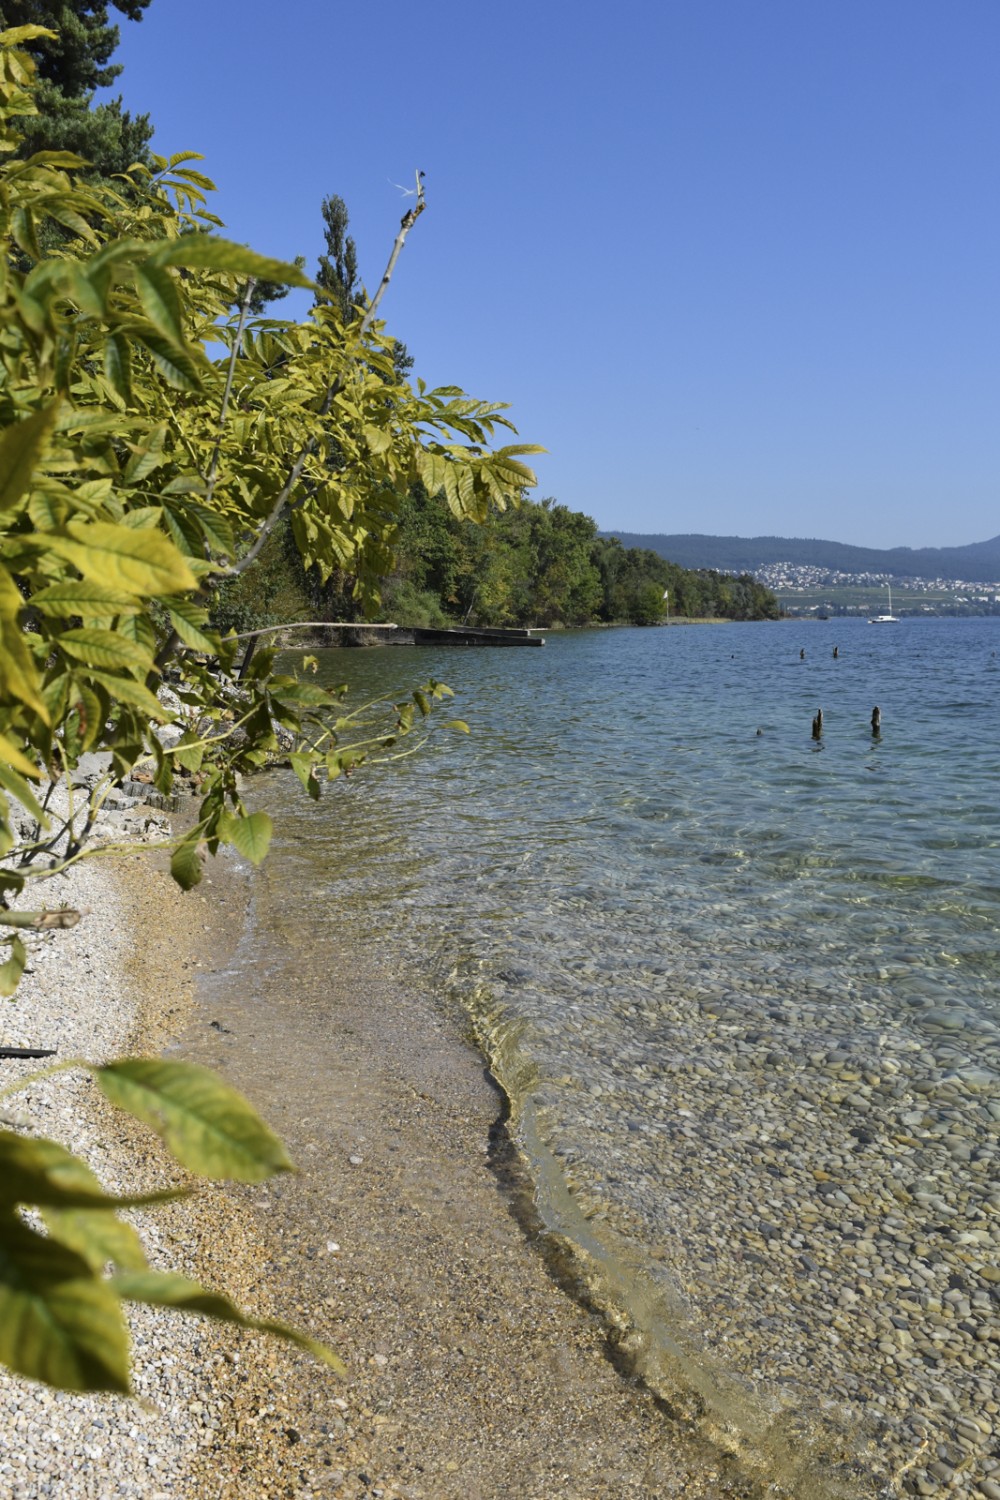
262,619,1000,1497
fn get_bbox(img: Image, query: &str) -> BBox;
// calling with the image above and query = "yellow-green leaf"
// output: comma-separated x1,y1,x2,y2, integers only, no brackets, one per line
123,426,168,485
0,1133,186,1211
0,731,40,779
103,331,132,404
166,599,219,654
134,264,184,345
58,628,154,676
114,1271,344,1373
363,423,393,454
171,730,204,773
43,521,197,596
84,669,166,721
94,1059,293,1181
217,810,273,865
0,401,61,513
148,236,315,289
30,582,140,619
0,567,47,722
42,1209,148,1275
0,762,46,824
0,1213,130,1393
129,325,204,392
169,836,202,890
0,936,26,998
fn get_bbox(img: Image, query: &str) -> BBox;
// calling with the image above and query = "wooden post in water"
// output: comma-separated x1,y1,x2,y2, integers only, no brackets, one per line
812,708,823,739
833,646,839,659
871,706,881,737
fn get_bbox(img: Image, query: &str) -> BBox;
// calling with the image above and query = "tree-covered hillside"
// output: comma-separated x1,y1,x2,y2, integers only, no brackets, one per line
217,491,782,632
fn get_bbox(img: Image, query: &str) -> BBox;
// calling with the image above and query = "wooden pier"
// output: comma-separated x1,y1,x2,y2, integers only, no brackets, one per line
232,621,544,677
407,626,544,647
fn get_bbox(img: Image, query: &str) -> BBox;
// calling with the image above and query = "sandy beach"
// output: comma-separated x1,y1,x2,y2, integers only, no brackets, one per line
0,820,761,1499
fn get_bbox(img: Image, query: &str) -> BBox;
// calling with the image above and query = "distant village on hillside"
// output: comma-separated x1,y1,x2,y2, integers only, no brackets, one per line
754,562,1000,617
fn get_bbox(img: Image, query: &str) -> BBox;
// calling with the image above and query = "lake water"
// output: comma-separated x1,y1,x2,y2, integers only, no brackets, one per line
256,619,1000,1498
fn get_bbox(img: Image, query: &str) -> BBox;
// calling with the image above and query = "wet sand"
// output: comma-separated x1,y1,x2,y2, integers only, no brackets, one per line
153,842,768,1500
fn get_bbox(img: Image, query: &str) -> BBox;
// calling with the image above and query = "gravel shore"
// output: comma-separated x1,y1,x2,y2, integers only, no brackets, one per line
0,821,331,1499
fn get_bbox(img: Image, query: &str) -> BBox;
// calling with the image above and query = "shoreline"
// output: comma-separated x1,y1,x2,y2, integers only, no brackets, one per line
2,815,761,1498
175,847,764,1500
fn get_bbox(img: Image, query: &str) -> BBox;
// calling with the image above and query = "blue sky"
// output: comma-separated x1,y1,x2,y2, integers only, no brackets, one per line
102,0,999,550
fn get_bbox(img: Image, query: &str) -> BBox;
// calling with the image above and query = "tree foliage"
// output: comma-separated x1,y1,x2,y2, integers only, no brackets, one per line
0,1,153,175
0,24,539,1390
373,491,781,628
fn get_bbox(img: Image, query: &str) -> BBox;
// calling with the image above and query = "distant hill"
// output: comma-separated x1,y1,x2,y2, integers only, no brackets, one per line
601,532,1000,583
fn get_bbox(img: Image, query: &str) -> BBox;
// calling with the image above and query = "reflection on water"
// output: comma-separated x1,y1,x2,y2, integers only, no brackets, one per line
253,619,1000,1498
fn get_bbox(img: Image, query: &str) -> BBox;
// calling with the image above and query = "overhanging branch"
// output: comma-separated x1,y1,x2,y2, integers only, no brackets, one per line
226,175,427,583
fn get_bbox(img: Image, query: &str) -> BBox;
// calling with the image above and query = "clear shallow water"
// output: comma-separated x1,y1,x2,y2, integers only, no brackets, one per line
260,620,1000,1497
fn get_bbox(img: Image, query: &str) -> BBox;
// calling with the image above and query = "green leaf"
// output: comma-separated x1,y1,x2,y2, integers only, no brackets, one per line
169,837,203,891
42,1209,148,1275
0,25,60,46
58,628,154,676
217,810,273,865
45,204,98,246
148,236,315,290
166,598,219,654
134,264,185,346
0,401,61,513
93,1060,293,1182
27,487,68,530
69,683,106,753
0,1133,187,1211
85,670,167,721
171,731,204,773
0,730,40,780
288,753,321,800
186,501,235,559
119,506,163,532
363,423,393,454
444,719,470,734
0,761,46,823
123,426,167,486
113,1271,344,1374
30,581,140,620
0,567,47,721
0,1213,130,1393
128,324,204,392
11,204,41,263
43,521,197,596
0,936,26,998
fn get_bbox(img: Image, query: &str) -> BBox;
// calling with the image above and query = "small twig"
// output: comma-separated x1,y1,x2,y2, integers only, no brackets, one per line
358,174,425,339
0,909,85,930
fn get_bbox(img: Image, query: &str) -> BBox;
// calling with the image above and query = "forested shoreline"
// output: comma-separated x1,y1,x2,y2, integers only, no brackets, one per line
215,491,783,634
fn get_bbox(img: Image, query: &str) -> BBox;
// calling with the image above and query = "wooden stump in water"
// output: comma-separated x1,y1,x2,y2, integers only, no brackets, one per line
871,706,881,736
812,708,823,739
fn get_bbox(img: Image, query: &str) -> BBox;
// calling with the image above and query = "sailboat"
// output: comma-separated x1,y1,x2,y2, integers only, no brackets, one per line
868,584,899,624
